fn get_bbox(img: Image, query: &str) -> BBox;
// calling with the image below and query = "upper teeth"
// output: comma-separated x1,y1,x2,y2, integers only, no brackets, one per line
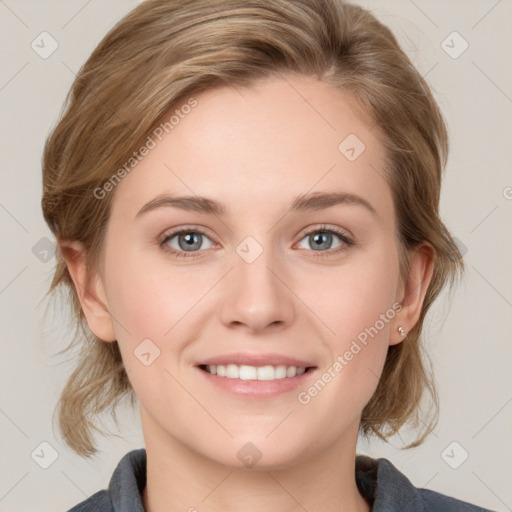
206,364,306,380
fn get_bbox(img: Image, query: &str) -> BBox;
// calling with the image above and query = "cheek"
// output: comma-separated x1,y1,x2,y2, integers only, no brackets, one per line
296,276,396,436
103,246,225,384
296,249,398,391
104,246,211,337
296,248,399,345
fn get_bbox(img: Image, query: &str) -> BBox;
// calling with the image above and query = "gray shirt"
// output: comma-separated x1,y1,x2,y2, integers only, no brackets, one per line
67,448,496,511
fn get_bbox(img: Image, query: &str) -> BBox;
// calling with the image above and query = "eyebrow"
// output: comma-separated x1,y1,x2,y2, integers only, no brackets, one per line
135,191,377,218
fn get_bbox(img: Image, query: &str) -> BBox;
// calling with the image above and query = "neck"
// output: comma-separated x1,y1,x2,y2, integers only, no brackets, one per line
141,414,370,512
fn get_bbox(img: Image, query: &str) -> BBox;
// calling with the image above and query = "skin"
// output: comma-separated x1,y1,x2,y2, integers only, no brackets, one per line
62,74,434,512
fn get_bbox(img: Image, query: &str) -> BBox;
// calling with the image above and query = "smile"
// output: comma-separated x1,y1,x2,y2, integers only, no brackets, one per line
201,364,309,380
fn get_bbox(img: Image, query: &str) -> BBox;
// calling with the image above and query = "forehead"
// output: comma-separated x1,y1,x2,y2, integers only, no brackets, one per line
110,74,393,222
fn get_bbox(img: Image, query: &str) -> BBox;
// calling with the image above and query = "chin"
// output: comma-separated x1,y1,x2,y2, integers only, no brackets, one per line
199,435,310,471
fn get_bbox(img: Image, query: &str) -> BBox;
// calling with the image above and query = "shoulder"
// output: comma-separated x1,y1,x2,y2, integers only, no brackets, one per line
355,454,496,512
418,487,494,511
65,449,147,512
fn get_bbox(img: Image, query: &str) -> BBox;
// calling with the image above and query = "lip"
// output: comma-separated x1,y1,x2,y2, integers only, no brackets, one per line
196,365,316,399
195,352,316,368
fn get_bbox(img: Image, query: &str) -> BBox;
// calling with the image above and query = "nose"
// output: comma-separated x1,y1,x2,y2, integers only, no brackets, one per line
219,244,296,334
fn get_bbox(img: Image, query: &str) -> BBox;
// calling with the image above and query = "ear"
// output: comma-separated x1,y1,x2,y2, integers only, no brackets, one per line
390,242,435,346
59,239,117,342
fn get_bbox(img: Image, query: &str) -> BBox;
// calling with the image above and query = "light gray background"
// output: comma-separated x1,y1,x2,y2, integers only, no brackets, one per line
0,1,511,511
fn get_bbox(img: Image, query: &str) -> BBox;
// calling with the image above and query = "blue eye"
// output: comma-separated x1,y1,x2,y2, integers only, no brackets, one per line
297,225,354,256
160,228,214,258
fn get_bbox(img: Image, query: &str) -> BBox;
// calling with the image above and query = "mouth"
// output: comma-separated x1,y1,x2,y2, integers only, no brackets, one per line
198,363,316,381
195,352,318,398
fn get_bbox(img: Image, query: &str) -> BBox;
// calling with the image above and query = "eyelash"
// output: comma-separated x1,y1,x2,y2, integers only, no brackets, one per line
158,224,355,259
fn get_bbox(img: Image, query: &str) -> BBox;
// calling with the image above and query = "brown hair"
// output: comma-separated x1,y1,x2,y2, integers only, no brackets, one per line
41,0,464,457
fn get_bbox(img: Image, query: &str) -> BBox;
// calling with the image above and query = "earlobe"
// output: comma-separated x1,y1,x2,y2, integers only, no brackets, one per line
390,243,435,346
59,239,117,342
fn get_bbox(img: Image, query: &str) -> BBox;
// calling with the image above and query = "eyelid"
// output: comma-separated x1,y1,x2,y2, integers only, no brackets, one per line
158,224,215,244
296,223,354,243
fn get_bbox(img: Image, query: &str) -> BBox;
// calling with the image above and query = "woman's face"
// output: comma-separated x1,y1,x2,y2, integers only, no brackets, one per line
94,74,409,468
